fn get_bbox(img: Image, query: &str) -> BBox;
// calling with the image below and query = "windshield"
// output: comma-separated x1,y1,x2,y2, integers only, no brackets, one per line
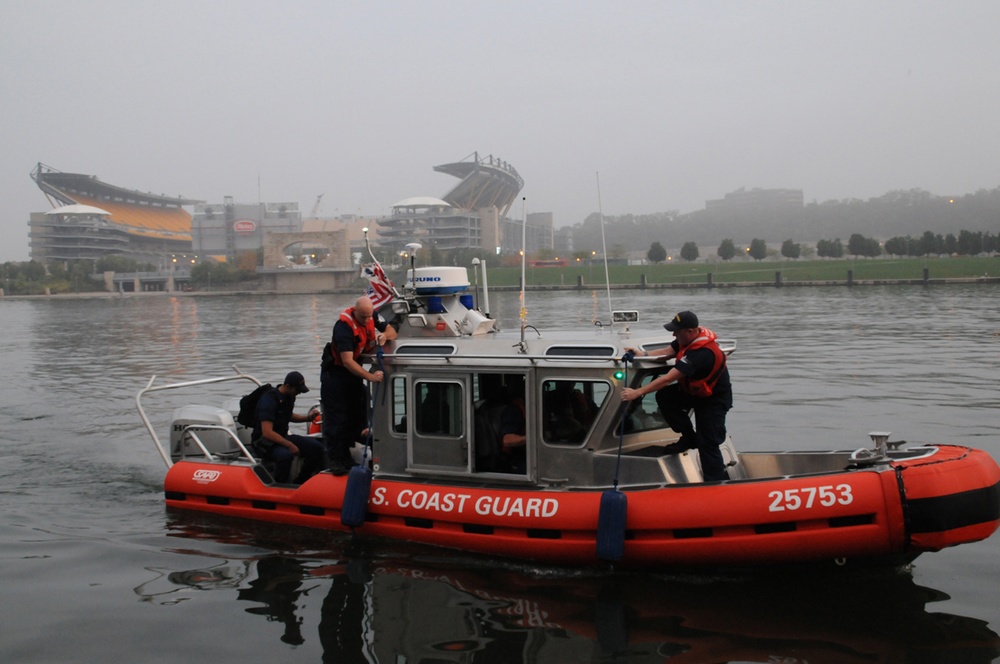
619,372,669,435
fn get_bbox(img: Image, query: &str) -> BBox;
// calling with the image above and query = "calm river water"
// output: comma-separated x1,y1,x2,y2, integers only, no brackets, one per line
2,284,999,663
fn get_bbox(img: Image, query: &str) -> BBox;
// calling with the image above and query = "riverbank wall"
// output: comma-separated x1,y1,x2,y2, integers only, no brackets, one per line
3,273,999,301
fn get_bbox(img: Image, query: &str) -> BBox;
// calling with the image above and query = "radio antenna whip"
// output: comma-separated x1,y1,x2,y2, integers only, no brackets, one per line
518,196,528,353
596,173,614,329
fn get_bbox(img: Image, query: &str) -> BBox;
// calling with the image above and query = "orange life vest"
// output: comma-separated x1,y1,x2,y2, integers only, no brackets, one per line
675,327,727,398
332,307,376,367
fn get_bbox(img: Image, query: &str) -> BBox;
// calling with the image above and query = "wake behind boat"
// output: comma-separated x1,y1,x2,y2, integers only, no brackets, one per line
137,259,1000,569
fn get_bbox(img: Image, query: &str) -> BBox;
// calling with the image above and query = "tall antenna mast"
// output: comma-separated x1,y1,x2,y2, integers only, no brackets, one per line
518,197,528,352
596,173,614,328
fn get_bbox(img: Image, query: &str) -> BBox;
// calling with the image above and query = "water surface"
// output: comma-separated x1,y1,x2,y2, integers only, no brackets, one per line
1,284,998,662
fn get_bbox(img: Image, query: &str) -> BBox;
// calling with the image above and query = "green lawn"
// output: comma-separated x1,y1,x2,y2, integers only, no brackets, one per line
478,256,999,288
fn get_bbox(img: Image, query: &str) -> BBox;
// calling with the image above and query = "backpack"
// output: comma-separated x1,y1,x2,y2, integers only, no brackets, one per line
237,383,273,428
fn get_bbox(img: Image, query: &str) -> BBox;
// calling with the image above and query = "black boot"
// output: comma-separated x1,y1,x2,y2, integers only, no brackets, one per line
661,433,696,454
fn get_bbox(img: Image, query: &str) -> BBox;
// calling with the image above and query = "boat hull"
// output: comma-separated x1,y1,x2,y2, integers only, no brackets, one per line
163,444,1000,567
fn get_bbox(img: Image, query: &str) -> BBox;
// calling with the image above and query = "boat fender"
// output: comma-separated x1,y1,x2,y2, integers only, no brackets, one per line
597,349,634,562
340,465,373,528
596,489,627,562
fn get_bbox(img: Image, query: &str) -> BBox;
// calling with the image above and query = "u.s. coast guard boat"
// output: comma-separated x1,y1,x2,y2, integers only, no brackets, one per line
137,261,1000,568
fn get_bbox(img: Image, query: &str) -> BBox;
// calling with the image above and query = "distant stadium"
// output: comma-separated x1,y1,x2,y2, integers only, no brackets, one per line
377,152,538,255
27,154,568,275
29,162,200,266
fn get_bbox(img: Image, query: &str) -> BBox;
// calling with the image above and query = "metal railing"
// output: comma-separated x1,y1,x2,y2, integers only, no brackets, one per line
175,424,257,464
136,365,261,468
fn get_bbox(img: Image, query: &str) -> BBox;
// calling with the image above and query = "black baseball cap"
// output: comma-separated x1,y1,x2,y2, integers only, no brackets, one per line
664,311,699,331
284,371,310,393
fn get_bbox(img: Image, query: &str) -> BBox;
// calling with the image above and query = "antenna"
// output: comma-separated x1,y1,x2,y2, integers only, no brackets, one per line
362,226,376,263
471,257,481,310
405,242,422,286
596,173,614,328
518,197,528,352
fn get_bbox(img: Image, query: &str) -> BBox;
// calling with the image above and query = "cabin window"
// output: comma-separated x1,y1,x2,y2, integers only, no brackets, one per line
414,381,463,437
620,373,668,434
541,379,610,445
390,376,407,435
544,345,617,357
409,379,469,471
471,373,528,474
395,344,457,355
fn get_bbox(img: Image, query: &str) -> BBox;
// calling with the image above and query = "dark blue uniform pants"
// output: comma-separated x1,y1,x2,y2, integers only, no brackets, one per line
321,367,368,468
655,383,730,481
263,434,325,484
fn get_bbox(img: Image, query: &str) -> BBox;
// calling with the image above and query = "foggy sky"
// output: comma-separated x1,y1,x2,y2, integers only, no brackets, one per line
2,1,998,263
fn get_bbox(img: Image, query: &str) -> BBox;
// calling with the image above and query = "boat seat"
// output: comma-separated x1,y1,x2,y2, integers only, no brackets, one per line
249,444,305,486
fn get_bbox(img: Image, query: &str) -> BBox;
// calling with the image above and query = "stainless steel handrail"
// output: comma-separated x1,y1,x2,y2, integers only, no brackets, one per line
373,340,737,365
136,364,261,468
178,424,257,464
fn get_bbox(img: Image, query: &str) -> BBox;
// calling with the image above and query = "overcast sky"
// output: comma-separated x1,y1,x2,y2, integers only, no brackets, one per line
2,1,998,263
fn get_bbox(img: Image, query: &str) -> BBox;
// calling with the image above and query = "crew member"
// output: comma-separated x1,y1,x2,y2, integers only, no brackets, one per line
498,394,527,474
622,310,732,481
253,371,326,484
320,296,397,475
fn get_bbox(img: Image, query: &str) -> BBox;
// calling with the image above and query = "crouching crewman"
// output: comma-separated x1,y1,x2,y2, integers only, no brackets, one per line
253,371,326,484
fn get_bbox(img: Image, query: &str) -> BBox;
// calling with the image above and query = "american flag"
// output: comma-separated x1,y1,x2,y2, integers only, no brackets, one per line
360,261,396,309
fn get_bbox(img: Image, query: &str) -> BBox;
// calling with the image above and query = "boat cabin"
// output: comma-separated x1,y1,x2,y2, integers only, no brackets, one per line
367,266,742,489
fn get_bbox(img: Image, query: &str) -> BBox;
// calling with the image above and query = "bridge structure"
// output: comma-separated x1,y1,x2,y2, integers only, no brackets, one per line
103,269,193,292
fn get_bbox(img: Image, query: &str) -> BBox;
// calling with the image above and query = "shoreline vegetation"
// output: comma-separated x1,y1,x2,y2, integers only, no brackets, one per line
2,256,998,300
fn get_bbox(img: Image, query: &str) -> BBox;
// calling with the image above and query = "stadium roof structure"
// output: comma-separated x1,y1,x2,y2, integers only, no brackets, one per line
433,152,523,219
31,162,201,242
45,204,111,216
391,196,452,210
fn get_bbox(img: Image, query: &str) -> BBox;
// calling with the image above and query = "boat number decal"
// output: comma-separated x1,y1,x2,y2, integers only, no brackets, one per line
370,487,559,518
192,469,221,483
768,484,853,512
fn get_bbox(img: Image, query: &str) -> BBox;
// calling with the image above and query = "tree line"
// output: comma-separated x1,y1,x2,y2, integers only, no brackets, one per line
0,257,152,295
568,186,1000,258
643,228,1000,263
1,253,258,295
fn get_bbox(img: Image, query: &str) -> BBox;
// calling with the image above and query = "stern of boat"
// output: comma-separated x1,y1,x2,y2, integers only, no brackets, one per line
894,445,1000,552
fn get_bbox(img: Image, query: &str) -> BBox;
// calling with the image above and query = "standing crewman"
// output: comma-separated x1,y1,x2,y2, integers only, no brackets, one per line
621,311,733,481
320,296,397,475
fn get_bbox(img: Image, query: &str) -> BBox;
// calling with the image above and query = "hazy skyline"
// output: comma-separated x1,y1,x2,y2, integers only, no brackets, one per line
2,1,998,263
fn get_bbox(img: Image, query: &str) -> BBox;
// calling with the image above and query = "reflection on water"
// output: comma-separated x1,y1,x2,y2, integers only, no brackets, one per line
141,516,1000,663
